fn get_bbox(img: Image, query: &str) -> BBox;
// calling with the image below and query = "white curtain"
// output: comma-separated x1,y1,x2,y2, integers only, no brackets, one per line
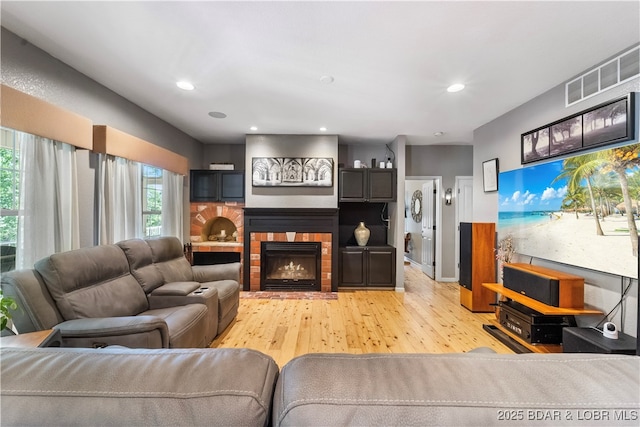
162,170,184,240
17,133,80,268
97,154,142,244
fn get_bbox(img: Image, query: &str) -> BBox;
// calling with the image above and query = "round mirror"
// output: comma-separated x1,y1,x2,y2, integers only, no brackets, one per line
411,190,422,223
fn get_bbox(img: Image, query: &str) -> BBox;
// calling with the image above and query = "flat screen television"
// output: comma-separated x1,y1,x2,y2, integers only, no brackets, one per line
498,142,639,280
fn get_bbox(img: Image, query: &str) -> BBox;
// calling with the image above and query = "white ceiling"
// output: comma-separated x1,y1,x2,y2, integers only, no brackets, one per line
2,1,639,146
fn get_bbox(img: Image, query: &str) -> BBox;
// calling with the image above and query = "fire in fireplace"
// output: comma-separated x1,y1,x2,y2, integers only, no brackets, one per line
261,242,321,291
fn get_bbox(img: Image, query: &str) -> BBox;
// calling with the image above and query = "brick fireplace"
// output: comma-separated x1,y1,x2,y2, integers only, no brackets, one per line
190,202,245,282
243,208,339,292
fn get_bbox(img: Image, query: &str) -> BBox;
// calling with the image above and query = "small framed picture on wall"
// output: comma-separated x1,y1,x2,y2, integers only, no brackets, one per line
482,158,499,192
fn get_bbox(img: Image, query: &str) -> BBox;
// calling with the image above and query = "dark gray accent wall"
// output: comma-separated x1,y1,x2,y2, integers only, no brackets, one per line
406,145,473,279
340,144,397,169
202,144,246,170
406,145,472,177
1,27,207,243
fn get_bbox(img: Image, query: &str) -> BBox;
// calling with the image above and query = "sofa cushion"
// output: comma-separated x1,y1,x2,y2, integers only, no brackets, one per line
1,346,280,427
34,245,148,320
145,237,194,283
117,238,165,293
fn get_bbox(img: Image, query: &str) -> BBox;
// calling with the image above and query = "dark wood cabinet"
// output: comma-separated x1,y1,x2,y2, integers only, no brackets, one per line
339,247,366,286
339,168,396,202
459,222,495,312
190,170,244,202
218,171,244,201
338,168,396,288
339,246,396,288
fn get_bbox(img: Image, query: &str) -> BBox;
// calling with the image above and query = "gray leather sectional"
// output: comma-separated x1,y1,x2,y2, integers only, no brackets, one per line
1,237,240,348
1,239,638,425
1,347,638,426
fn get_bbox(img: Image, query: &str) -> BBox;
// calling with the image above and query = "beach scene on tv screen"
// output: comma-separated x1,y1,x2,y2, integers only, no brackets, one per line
498,143,639,279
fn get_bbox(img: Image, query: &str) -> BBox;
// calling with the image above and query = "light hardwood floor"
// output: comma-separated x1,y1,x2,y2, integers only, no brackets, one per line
211,264,513,367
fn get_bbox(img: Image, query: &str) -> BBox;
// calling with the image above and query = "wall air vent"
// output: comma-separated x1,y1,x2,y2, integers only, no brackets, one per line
566,45,639,107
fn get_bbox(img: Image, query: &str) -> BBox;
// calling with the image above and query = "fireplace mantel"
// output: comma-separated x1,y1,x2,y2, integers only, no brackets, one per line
243,208,339,291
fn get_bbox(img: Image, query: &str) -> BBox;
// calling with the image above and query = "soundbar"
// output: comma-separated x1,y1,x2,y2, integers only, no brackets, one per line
502,263,585,309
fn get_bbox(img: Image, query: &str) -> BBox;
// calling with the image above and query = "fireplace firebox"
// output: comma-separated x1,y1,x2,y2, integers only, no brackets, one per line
261,242,321,291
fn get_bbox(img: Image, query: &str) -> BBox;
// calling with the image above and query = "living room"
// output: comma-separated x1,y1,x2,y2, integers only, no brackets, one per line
1,2,639,426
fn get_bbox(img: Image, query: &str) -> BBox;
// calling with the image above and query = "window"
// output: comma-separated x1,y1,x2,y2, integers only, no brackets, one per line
142,164,162,238
0,128,19,272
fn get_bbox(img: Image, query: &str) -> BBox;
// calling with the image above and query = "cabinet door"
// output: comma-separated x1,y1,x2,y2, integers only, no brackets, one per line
219,171,245,201
368,169,397,202
339,248,366,286
190,170,218,202
367,247,396,287
339,169,367,202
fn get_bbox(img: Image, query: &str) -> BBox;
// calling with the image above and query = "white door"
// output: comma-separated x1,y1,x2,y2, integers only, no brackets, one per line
421,181,435,278
455,177,474,281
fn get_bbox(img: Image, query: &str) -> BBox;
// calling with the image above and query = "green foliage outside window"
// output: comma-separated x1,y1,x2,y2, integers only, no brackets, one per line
142,165,162,237
0,128,19,247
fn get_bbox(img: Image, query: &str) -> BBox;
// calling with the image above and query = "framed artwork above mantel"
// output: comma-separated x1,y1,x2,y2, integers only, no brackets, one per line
251,157,334,187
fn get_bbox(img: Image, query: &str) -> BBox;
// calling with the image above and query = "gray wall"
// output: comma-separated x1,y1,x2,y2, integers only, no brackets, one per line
1,28,207,243
472,45,639,336
245,134,338,208
340,144,398,169
404,180,424,264
406,145,473,278
202,144,246,170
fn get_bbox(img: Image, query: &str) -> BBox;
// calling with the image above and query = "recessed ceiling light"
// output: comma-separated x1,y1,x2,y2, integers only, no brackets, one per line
250,126,258,131
319,127,327,132
208,111,227,119
447,83,465,93
319,75,334,84
176,81,195,91
434,131,445,137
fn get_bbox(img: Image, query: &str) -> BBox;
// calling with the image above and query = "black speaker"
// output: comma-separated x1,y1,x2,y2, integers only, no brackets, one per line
459,222,472,290
503,265,560,307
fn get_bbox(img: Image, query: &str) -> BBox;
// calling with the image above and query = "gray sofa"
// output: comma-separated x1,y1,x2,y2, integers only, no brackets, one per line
1,346,638,426
1,237,240,348
273,352,640,426
1,346,279,427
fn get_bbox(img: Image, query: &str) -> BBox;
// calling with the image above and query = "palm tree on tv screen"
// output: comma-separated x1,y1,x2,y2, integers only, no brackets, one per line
599,145,640,256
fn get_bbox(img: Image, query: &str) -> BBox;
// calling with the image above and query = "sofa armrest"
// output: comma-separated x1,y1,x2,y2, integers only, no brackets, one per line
54,316,169,348
148,284,218,310
192,262,240,283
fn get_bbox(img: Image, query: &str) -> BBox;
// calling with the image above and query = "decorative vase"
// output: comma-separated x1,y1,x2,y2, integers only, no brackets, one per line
354,221,370,247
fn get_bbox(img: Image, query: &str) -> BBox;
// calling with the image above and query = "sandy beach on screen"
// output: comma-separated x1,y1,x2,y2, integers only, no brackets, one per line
504,213,638,278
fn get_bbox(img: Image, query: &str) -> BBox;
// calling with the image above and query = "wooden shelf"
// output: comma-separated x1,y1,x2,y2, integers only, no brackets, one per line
482,283,603,315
